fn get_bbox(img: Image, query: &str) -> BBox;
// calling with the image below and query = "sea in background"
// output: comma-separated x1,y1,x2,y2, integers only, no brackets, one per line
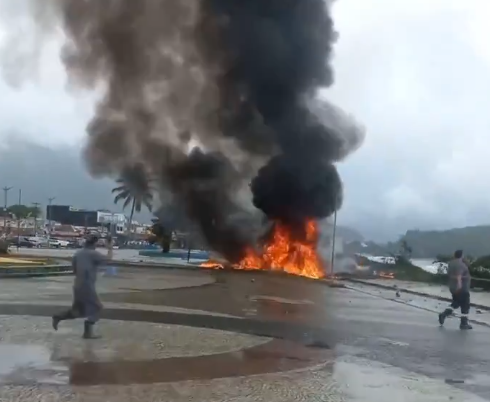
411,258,441,274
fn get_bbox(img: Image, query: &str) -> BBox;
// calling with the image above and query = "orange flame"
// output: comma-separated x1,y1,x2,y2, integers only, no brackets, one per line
201,219,325,279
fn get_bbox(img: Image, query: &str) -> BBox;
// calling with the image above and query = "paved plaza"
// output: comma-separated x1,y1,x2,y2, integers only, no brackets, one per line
0,257,490,400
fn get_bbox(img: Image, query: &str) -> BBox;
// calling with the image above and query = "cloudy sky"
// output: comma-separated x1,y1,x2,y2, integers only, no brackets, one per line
0,0,489,241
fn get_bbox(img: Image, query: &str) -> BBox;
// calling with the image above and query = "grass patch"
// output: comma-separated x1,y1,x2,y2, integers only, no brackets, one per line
0,257,57,267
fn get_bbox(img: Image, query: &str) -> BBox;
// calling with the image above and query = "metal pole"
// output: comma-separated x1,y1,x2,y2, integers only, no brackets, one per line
330,208,338,276
2,186,12,235
17,189,21,249
32,202,40,235
47,197,55,248
107,213,114,260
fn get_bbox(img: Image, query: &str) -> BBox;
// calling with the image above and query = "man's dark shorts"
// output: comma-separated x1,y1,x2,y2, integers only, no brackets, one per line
450,290,470,315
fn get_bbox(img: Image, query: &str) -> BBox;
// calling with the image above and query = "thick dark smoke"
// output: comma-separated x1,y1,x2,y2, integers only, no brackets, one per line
251,156,342,224
164,147,254,259
197,0,359,230
14,0,364,261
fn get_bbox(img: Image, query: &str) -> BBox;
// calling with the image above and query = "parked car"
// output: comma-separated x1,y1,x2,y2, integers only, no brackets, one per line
66,239,81,248
8,237,36,248
49,238,70,248
49,240,61,248
27,237,49,248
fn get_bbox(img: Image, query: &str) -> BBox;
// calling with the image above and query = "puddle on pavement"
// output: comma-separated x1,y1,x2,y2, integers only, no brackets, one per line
0,344,69,385
465,373,490,387
332,355,488,401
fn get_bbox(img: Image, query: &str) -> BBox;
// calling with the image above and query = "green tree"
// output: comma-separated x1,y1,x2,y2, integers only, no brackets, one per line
112,164,153,238
149,221,171,253
7,204,40,219
0,239,8,255
399,239,413,259
435,254,452,263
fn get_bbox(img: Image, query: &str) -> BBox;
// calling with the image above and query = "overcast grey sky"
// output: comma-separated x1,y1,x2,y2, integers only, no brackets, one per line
0,0,489,240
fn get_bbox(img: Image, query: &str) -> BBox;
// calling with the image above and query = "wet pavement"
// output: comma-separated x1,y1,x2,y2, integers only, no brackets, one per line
0,267,490,400
347,277,490,311
344,280,490,327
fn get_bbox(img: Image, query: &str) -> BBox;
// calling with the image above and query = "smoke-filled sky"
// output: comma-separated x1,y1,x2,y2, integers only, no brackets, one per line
0,0,489,241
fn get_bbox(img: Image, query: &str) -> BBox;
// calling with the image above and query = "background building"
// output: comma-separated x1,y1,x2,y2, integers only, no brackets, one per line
46,205,128,234
46,205,98,227
97,211,127,235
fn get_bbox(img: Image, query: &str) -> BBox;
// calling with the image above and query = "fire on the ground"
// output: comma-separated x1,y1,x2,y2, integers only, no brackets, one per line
201,220,326,280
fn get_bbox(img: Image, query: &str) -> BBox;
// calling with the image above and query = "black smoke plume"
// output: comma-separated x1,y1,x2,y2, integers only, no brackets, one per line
197,0,361,233
18,0,364,261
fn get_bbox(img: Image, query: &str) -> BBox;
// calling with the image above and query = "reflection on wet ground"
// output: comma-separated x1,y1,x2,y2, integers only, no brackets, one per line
0,344,49,372
99,270,335,323
68,340,330,386
0,339,328,386
0,344,55,383
1,268,490,400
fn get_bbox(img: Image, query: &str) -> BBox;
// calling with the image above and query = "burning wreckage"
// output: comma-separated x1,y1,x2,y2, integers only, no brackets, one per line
201,219,325,279
26,0,365,280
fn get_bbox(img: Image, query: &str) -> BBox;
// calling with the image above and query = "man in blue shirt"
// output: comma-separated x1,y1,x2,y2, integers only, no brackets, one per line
52,234,107,339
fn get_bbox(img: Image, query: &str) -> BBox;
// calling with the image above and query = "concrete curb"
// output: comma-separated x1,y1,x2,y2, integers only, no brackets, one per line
10,255,349,285
0,263,72,278
344,278,490,313
13,253,203,271
112,260,202,270
0,271,73,278
12,254,205,270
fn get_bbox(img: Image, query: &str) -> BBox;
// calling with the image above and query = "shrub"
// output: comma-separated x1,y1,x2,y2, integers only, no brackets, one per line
469,255,490,279
0,239,9,255
435,254,452,263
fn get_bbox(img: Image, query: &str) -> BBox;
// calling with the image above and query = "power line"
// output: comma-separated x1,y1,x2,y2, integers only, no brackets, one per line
2,186,13,234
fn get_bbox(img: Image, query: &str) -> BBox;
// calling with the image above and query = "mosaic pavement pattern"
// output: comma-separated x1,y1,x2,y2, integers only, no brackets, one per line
0,267,489,400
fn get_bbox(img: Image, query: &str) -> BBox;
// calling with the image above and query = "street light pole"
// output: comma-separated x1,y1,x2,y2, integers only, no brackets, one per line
106,213,115,260
17,189,22,248
32,202,41,235
330,206,338,277
47,197,55,247
2,186,13,235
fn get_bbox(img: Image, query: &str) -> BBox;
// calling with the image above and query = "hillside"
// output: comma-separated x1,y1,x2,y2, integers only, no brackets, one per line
342,225,490,259
401,226,490,258
335,225,364,243
343,240,393,257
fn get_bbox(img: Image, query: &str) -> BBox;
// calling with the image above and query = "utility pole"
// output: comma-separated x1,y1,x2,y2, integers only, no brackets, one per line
108,212,115,259
330,207,338,277
17,189,22,248
47,197,55,247
2,186,12,235
32,202,41,235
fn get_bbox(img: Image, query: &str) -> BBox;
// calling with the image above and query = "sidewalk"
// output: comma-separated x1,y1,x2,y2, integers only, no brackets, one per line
343,279,490,328
343,278,490,310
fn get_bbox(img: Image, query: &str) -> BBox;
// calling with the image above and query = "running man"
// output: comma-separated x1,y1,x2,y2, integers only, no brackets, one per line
52,233,109,339
438,249,473,330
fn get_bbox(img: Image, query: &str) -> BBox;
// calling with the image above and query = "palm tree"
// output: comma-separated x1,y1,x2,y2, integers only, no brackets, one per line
399,239,413,260
112,164,153,239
